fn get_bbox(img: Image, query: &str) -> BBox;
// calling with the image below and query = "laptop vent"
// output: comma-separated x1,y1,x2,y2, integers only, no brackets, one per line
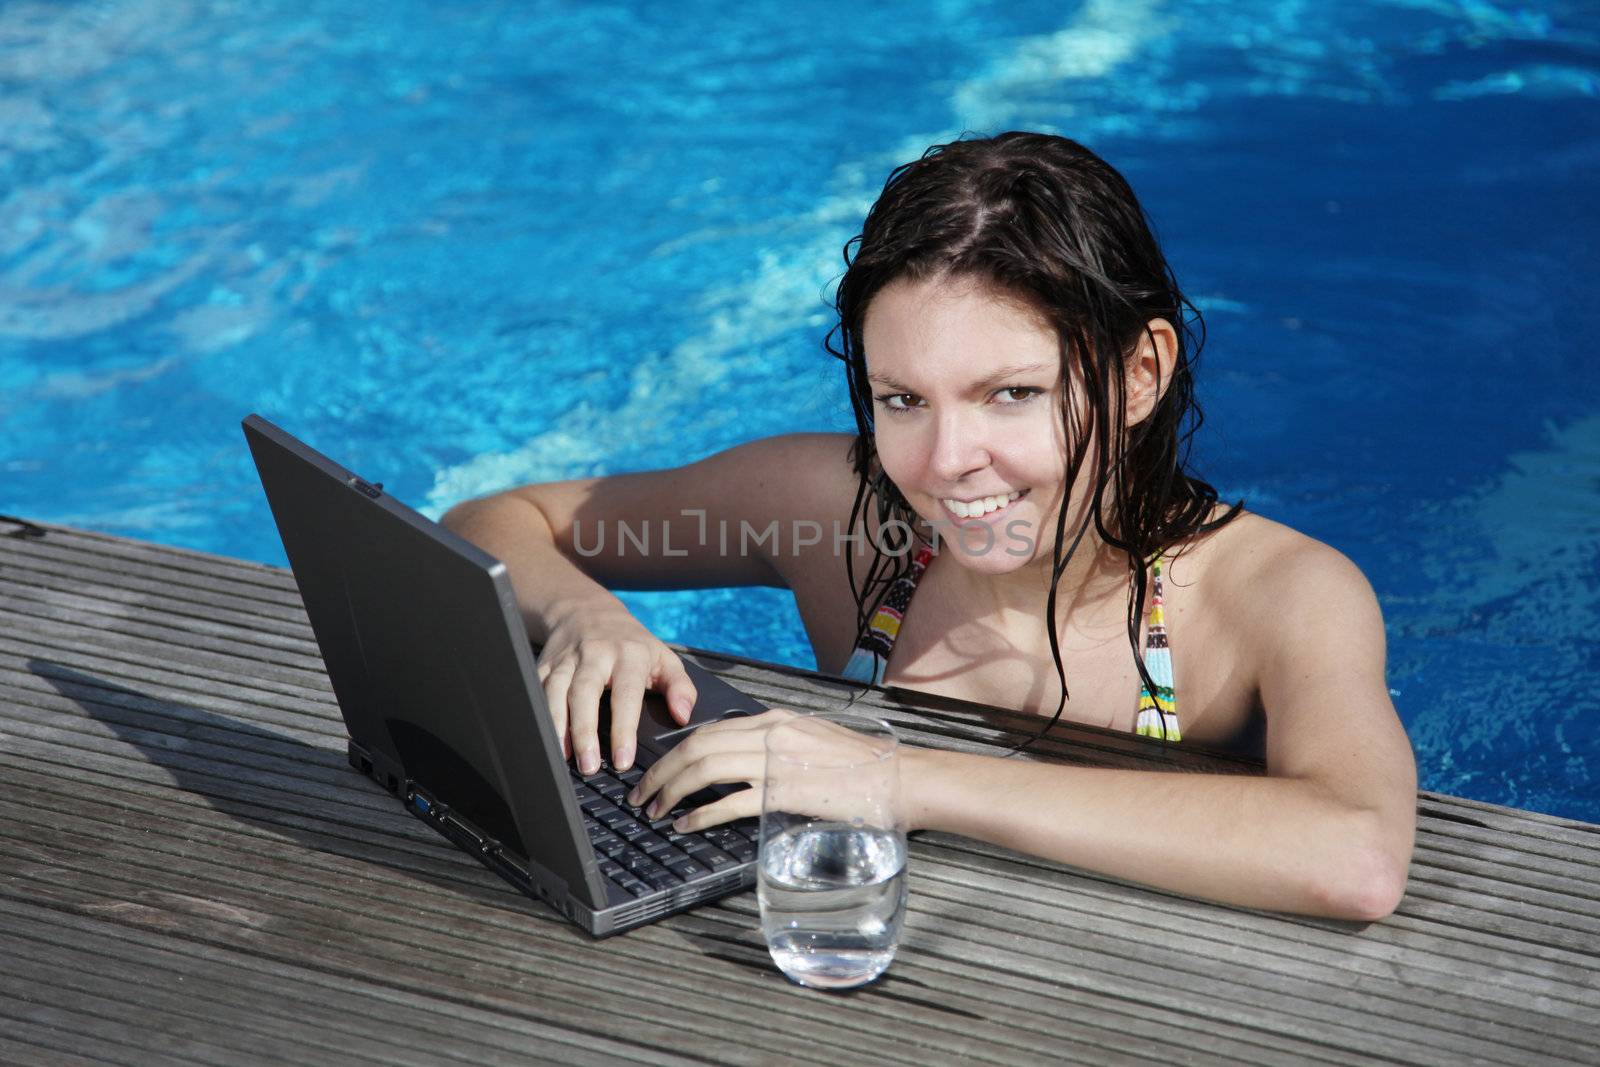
612,867,750,929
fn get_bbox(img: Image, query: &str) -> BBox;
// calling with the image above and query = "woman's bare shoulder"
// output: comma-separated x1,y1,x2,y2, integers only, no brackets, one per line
718,430,876,570
750,431,859,469
1180,508,1382,645
738,431,862,512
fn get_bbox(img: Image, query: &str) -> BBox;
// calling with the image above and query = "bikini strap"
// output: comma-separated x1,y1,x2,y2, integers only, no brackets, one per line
1134,556,1181,742
841,543,936,685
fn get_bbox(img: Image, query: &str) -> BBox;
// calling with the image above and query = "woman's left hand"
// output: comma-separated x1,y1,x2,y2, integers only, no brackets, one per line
625,708,799,831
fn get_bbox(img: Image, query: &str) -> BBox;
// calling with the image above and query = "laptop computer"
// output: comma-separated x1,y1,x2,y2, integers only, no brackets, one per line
242,414,767,936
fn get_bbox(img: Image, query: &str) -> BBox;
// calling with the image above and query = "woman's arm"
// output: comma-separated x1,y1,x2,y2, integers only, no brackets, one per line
441,437,816,637
904,542,1417,920
902,754,1410,920
441,433,858,772
636,541,1417,921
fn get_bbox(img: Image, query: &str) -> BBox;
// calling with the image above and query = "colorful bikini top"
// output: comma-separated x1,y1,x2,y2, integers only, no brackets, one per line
841,547,1181,742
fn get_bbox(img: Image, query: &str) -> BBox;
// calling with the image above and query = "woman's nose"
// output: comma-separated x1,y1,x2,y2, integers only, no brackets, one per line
927,409,992,482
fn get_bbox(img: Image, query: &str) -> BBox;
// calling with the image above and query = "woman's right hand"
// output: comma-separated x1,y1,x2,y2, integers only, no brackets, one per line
535,601,698,775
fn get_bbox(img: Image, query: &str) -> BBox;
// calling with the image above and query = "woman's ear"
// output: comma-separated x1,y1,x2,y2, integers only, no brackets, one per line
1126,318,1178,425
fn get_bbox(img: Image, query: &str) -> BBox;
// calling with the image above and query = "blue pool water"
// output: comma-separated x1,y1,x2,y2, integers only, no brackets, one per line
2,1,1596,823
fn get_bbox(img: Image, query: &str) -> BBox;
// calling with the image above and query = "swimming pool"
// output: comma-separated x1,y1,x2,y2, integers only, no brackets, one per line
2,0,1596,822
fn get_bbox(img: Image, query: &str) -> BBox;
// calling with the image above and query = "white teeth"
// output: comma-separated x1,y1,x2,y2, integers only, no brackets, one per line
942,490,1022,518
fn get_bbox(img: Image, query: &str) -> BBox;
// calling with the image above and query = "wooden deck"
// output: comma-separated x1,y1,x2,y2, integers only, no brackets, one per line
2,516,1597,1066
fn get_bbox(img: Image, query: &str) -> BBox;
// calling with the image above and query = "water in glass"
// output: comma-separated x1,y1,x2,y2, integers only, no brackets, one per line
758,822,907,989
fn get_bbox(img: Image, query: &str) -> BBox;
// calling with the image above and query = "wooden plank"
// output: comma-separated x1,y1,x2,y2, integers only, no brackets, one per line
0,958,393,1067
0,663,348,764
0,843,1343,1067
0,781,1371,1066
914,849,1600,1018
0,579,324,671
2,521,300,594
0,613,335,698
0,559,308,643
1413,829,1600,880
18,665,1592,1016
743,873,1533,1067
0,1014,149,1067
0,872,869,1067
0,898,699,1067
0,831,1152,1067
0,927,641,1067
0,918,460,1067
0,521,298,586
1403,857,1600,919
6,652,1593,1004
9,751,1587,1067
1415,819,1600,877
0,773,496,928
0,746,487,880
0,806,1025,1067
0,745,476,879
910,869,1597,1047
0,540,307,624
9,662,1587,927
0,700,400,821
0,630,337,715
903,868,1594,1060
9,630,1587,895
3,643,1600,966
0,971,293,1066
0,659,350,764
1416,793,1600,850
927,835,1600,998
0,575,322,663
0,758,1382,1067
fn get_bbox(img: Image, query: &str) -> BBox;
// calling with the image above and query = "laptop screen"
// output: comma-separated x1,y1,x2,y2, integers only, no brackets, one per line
243,415,601,899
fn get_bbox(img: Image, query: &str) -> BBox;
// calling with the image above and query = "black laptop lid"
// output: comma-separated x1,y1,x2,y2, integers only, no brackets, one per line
242,414,603,904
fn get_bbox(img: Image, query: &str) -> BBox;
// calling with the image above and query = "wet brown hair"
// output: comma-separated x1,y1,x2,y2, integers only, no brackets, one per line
826,132,1241,745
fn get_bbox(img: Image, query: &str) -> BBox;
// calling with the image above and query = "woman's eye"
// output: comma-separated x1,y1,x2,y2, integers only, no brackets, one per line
874,393,918,413
997,387,1041,404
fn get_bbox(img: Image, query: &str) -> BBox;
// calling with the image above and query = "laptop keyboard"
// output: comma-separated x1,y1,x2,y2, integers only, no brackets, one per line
571,765,758,899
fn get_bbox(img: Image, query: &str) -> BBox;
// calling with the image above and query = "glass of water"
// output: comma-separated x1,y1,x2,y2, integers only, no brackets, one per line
758,713,906,990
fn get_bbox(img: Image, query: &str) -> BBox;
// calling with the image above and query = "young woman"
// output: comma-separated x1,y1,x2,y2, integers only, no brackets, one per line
442,132,1417,920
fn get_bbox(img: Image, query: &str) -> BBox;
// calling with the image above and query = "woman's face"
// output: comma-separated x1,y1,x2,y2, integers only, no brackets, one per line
863,274,1085,573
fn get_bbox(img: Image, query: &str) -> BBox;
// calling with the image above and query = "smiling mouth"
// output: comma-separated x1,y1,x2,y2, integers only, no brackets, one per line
940,488,1028,520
